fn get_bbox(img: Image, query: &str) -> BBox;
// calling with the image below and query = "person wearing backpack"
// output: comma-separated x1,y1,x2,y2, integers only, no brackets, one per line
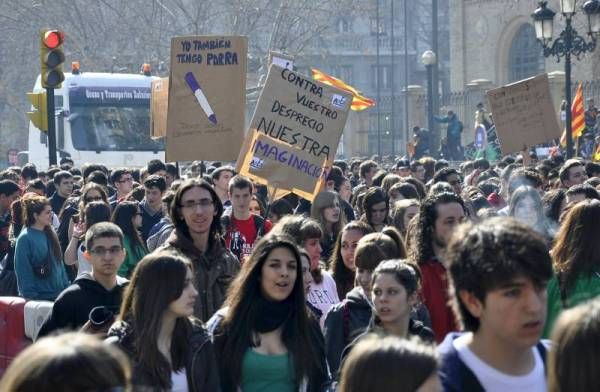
222,175,272,263
435,110,464,160
439,217,552,392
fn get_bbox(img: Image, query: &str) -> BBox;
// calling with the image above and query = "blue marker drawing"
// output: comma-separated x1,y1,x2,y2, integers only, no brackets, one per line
184,72,217,125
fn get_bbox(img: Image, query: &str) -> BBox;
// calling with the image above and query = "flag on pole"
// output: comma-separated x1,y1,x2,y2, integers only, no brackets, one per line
560,83,585,146
311,68,375,111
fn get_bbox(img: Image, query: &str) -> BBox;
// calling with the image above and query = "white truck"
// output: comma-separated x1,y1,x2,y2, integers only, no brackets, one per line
25,71,165,169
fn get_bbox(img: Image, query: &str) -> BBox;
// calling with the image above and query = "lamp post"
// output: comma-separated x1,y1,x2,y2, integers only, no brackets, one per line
532,0,600,158
422,50,437,151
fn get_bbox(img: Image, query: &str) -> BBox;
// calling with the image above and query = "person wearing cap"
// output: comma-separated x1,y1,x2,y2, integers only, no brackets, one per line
394,159,411,177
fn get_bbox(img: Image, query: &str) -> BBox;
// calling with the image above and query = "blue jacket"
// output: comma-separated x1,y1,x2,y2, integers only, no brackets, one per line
14,227,70,301
437,333,548,392
434,115,463,137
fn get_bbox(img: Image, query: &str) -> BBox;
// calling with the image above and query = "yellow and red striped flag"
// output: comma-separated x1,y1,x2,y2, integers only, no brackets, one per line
311,68,375,111
560,83,585,146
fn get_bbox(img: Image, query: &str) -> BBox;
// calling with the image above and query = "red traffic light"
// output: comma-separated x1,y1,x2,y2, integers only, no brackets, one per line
43,30,64,50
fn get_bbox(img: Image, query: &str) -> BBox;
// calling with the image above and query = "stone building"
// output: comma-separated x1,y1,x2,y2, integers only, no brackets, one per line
449,0,600,91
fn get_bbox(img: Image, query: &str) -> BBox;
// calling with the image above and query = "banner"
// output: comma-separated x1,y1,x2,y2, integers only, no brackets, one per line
236,65,352,201
151,78,169,138
166,36,247,161
486,73,561,154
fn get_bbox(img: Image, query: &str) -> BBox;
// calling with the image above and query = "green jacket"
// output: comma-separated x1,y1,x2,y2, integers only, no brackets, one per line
543,272,600,338
118,236,147,278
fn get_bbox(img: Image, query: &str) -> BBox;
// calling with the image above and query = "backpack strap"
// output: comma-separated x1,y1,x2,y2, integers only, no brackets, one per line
536,341,548,374
253,214,265,238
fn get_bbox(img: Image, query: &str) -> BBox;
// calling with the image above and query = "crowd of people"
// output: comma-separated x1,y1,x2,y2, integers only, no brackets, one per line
0,152,600,391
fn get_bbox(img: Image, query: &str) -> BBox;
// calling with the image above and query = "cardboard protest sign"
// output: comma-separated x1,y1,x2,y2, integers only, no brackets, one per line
486,74,561,154
151,78,169,138
166,36,247,161
236,64,352,201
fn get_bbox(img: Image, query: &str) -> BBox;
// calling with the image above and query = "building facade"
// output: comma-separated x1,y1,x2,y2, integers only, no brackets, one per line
449,0,600,92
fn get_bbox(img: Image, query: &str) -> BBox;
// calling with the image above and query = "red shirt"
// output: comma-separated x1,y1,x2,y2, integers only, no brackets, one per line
224,214,272,263
420,259,458,343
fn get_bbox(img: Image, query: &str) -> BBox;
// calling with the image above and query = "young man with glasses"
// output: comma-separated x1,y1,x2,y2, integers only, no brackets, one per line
161,179,239,322
39,222,128,337
109,169,134,209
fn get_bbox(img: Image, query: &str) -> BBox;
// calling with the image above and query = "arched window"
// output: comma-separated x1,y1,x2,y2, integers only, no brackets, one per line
509,24,545,82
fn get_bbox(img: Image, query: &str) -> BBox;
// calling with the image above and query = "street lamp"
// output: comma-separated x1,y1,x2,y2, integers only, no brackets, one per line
422,50,437,153
532,0,600,158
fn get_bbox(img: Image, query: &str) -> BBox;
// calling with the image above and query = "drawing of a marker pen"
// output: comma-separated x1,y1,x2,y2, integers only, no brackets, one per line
184,71,217,125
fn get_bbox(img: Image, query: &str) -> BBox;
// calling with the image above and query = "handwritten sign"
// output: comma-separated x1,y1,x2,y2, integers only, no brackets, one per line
151,78,169,138
236,65,352,200
166,36,247,161
486,74,561,154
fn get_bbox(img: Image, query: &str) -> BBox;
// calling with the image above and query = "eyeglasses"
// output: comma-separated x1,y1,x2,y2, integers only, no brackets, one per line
89,246,123,256
117,177,133,183
180,198,214,210
85,196,104,203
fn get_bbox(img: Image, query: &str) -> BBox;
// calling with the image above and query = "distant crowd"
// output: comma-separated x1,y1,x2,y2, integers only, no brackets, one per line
0,152,599,391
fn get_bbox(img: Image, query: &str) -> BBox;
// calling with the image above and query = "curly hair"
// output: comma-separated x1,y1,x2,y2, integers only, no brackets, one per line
408,192,466,265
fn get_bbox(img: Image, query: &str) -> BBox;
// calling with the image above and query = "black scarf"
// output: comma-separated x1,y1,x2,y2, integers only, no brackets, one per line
253,294,293,333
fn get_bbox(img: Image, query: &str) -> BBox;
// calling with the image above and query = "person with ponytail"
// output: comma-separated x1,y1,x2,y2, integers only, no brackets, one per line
14,194,69,300
207,234,328,392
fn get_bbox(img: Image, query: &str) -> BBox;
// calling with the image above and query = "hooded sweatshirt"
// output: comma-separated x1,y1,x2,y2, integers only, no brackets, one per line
38,272,128,337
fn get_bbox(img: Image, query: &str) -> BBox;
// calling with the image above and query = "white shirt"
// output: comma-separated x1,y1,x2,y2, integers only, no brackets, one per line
307,271,340,328
170,369,188,392
453,333,547,392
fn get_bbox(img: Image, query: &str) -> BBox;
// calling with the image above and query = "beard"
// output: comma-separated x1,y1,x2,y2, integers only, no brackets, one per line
433,231,447,249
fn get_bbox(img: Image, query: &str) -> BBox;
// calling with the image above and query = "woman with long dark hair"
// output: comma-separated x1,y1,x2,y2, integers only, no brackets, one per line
361,187,390,232
14,194,69,300
328,221,374,300
311,191,347,260
107,252,220,391
111,201,147,278
543,199,600,337
324,228,406,375
207,234,328,392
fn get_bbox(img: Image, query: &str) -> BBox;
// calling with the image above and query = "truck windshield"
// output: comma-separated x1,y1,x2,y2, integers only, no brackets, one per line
68,86,164,151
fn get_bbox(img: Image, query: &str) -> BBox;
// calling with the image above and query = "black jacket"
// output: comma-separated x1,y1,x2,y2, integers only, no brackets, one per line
207,308,329,392
38,273,128,337
107,319,220,392
323,287,373,375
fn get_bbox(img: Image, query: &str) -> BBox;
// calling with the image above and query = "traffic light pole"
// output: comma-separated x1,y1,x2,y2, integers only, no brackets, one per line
46,87,57,166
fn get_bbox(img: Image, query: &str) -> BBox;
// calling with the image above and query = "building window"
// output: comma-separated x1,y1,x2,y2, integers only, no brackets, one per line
337,17,350,33
509,24,544,82
371,65,392,89
370,17,386,36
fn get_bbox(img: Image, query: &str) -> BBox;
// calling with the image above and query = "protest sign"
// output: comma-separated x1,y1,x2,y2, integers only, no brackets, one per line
151,78,168,138
486,73,561,154
269,51,294,70
166,36,247,161
236,64,352,201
